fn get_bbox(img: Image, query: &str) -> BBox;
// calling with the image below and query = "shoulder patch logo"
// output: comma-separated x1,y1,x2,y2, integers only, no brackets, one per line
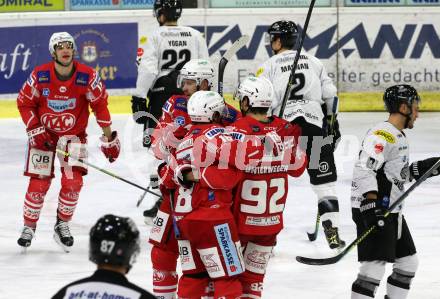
256,67,264,77
37,71,50,83
374,130,395,144
75,72,89,86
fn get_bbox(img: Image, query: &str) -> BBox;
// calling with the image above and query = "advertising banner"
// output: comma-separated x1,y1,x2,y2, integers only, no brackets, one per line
345,0,439,6
70,0,154,10
209,0,331,7
0,23,137,94
0,0,64,12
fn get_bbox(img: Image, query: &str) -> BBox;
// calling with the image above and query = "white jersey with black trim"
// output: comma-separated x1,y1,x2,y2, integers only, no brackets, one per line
351,122,410,213
256,50,336,127
134,25,209,98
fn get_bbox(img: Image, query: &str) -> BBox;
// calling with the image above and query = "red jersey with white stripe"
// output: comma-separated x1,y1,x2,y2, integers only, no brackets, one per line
17,61,111,136
230,115,307,235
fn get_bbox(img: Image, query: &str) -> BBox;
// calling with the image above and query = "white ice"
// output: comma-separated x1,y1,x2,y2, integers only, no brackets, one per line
1,113,439,298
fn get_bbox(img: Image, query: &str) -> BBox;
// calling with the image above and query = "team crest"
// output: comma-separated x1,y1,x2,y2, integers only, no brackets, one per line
81,41,98,63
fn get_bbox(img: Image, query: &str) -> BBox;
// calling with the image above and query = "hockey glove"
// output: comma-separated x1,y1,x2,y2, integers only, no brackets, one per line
131,96,148,124
263,131,284,157
359,192,388,231
150,173,159,189
174,159,199,189
158,162,177,190
27,126,54,150
100,131,120,163
410,157,440,180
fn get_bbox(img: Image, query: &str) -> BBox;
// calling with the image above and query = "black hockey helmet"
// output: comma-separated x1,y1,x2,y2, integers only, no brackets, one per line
153,0,182,22
267,20,299,49
89,214,140,272
383,84,420,114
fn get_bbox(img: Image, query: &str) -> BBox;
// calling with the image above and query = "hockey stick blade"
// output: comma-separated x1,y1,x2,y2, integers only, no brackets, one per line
307,212,320,241
218,35,250,96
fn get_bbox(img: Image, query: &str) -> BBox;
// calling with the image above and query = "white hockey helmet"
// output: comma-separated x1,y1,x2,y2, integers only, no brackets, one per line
177,59,215,89
234,76,274,108
49,32,77,55
187,90,226,123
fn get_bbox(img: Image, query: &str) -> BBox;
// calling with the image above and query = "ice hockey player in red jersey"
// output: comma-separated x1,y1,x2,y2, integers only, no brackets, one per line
230,76,307,299
147,59,215,299
16,32,120,252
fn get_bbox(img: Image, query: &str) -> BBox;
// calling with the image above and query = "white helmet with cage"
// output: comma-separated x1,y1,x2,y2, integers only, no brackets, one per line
177,59,215,89
187,90,225,123
234,76,274,108
49,32,77,55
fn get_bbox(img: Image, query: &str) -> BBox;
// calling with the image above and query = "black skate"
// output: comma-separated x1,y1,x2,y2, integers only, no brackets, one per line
143,197,163,225
17,226,35,248
322,220,346,249
53,218,74,252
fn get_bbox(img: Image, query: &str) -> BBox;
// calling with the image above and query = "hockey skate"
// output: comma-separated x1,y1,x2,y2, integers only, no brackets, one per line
322,220,346,249
53,218,74,252
17,226,35,249
143,197,163,225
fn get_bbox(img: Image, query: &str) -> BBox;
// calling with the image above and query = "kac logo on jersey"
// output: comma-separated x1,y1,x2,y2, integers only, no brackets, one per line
41,113,76,133
47,98,77,113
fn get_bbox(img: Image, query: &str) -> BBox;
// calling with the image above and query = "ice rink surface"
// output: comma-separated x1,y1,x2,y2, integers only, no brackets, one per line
1,112,439,298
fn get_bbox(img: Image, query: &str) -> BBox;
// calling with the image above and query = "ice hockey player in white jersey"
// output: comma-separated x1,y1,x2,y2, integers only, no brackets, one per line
131,0,209,148
350,85,440,299
257,20,344,249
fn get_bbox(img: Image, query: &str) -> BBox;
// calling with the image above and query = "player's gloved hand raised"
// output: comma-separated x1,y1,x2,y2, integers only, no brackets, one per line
131,96,148,124
263,131,284,157
410,157,440,180
100,131,120,163
359,192,388,230
27,126,54,150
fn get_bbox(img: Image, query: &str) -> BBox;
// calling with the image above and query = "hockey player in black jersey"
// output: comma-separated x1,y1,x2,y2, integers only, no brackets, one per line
350,85,440,299
52,214,155,299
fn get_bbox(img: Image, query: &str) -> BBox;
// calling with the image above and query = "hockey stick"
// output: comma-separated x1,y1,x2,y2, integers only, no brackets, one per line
136,186,150,207
307,211,320,241
169,190,181,239
56,149,161,198
306,98,338,241
296,158,440,265
278,0,316,118
218,34,250,96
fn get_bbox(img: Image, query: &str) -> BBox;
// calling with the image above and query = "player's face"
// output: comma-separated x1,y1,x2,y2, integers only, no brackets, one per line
54,41,74,66
407,102,419,129
182,79,198,96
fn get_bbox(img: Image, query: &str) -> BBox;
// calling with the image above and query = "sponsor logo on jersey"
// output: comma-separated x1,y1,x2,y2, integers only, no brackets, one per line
174,97,187,112
374,143,384,154
47,98,76,112
201,253,222,274
163,101,171,113
245,215,281,226
75,72,89,86
139,36,147,45
374,130,396,143
229,131,245,141
37,71,50,83
153,270,166,282
27,75,35,87
59,86,67,93
246,250,271,271
160,31,180,38
205,127,225,139
41,113,76,133
42,88,50,97
252,126,260,132
175,116,186,126
31,153,51,171
137,47,144,57
214,223,243,276
256,67,264,77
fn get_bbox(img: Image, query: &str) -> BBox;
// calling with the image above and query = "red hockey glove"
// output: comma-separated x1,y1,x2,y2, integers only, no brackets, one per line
174,159,199,189
100,131,120,163
158,162,177,190
27,126,54,150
